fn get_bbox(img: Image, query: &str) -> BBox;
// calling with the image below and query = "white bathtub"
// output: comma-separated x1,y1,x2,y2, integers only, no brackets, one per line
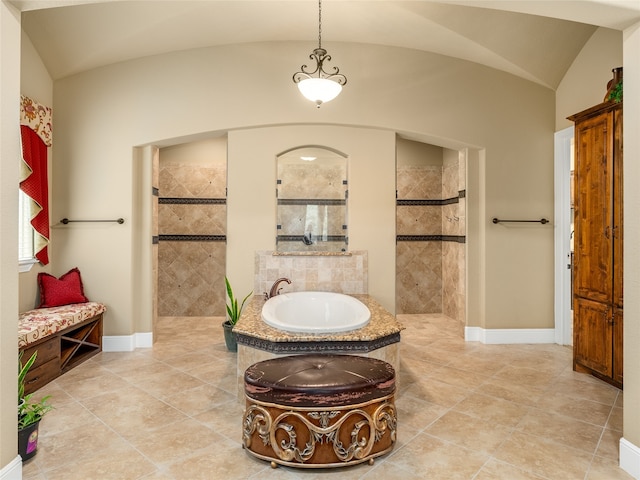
261,291,371,333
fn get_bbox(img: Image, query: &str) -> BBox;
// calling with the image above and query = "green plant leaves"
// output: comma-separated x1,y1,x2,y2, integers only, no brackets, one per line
607,80,622,103
18,351,54,429
225,276,252,325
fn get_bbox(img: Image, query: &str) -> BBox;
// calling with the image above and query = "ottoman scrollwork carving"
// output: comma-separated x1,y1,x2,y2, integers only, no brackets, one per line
242,404,272,448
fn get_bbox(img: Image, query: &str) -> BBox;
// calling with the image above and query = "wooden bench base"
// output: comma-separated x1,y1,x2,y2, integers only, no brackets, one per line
20,314,103,394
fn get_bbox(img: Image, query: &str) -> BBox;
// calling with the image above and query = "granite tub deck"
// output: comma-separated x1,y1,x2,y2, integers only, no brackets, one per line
233,294,404,401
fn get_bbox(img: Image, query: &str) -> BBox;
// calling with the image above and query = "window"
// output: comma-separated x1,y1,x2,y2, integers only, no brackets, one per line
19,189,36,270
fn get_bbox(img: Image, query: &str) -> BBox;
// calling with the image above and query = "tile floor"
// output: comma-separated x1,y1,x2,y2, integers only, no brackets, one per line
22,314,632,480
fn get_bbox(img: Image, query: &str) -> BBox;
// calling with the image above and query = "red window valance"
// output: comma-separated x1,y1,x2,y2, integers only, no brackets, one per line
20,95,52,265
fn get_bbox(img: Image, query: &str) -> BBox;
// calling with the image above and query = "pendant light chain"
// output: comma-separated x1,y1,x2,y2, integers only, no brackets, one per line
318,0,322,50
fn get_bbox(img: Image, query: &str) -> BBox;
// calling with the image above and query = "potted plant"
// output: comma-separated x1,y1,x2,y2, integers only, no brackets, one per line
223,276,252,352
18,351,53,461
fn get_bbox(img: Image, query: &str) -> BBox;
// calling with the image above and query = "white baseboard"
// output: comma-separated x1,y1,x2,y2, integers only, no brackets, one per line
102,332,153,352
620,437,640,479
0,456,22,480
465,327,556,344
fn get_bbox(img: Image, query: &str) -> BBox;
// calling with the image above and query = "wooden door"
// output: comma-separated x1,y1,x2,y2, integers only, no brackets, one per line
573,297,612,378
573,111,613,304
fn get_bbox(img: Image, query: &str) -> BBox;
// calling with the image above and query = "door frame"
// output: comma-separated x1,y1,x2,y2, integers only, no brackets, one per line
554,126,573,345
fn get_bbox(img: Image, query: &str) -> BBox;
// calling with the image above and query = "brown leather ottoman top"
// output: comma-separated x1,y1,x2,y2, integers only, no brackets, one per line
244,354,396,408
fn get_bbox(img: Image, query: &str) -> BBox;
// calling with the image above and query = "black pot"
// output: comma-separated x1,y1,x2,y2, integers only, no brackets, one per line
18,421,40,461
222,320,237,352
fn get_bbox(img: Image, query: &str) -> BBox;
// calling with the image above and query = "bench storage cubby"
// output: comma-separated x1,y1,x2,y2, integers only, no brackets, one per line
19,302,106,394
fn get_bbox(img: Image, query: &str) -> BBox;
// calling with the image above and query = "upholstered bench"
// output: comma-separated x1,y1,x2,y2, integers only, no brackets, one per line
19,302,106,393
242,354,397,469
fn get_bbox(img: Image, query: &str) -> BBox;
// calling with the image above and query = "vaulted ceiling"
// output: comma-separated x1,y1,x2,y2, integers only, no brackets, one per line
13,1,640,89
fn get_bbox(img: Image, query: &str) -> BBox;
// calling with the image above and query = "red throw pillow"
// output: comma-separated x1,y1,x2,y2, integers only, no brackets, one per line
38,267,89,308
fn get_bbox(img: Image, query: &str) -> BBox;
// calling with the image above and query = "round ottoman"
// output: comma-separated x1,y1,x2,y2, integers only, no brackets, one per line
242,354,397,469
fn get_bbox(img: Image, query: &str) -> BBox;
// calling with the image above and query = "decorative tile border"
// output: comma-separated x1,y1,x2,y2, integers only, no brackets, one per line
158,234,226,242
159,197,226,205
396,189,465,206
396,235,465,243
397,199,442,206
277,199,346,206
236,332,401,354
277,235,346,242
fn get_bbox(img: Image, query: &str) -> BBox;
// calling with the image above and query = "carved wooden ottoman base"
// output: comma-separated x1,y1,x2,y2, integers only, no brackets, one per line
242,354,397,469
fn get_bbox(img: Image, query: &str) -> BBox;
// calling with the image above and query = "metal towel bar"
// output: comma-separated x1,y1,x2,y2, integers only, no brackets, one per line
492,218,548,225
61,218,125,224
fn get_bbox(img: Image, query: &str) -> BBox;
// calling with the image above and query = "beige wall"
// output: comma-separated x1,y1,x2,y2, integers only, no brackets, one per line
397,139,443,168
0,1,20,471
556,27,623,130
49,41,555,334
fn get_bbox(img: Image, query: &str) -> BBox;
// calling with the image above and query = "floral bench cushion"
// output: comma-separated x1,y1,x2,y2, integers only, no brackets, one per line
19,302,106,348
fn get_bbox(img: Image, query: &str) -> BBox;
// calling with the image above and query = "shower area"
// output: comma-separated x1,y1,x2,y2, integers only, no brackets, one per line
396,138,466,334
155,137,228,318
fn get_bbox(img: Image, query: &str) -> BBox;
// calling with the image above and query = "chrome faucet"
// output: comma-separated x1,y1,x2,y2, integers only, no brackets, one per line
265,277,291,299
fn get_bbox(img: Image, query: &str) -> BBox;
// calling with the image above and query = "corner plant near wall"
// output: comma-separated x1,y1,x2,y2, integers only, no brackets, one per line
18,351,53,461
222,276,252,352
225,276,252,326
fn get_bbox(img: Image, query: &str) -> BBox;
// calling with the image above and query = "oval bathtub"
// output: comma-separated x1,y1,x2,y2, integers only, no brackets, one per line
261,292,371,333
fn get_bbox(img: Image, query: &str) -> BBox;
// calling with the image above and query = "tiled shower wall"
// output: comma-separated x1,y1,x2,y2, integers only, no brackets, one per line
396,164,444,313
157,159,227,316
442,151,466,327
396,149,466,329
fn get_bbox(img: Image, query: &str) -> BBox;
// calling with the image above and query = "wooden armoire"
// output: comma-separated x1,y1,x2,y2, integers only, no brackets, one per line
569,94,623,389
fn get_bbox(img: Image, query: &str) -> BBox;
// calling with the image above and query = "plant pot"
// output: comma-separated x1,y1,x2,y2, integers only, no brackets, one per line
18,421,40,461
222,320,237,352
605,66,623,102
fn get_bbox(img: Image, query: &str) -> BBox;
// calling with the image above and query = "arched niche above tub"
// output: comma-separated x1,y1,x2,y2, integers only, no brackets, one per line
276,146,348,253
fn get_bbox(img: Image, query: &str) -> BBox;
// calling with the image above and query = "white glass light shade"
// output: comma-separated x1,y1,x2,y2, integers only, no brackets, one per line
297,78,343,106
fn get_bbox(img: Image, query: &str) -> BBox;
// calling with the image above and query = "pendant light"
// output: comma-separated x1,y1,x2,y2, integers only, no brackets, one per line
292,0,347,107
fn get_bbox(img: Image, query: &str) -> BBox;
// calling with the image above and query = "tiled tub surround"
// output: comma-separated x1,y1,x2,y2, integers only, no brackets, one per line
233,294,404,400
254,250,368,297
157,161,227,316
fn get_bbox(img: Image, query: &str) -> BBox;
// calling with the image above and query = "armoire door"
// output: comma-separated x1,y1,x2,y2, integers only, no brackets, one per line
573,297,612,378
573,111,613,304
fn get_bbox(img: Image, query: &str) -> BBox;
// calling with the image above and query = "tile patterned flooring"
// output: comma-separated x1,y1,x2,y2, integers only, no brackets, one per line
22,314,632,480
